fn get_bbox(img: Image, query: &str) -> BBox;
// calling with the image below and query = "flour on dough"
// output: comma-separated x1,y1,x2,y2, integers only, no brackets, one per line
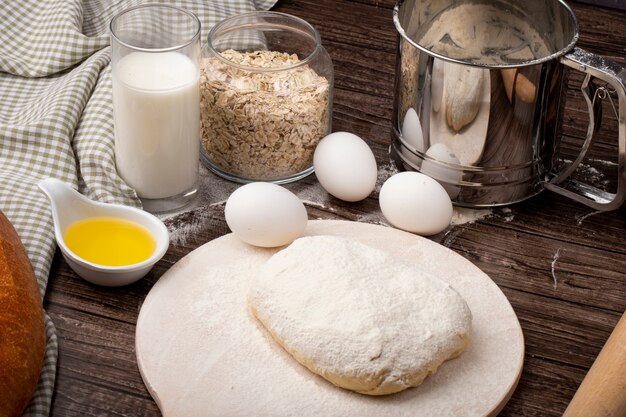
248,235,472,396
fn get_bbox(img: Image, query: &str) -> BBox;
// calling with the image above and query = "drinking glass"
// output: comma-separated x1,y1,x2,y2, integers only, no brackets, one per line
110,4,201,213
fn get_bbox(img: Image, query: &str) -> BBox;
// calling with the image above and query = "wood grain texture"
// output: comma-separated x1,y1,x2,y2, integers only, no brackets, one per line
43,1,626,416
563,312,626,417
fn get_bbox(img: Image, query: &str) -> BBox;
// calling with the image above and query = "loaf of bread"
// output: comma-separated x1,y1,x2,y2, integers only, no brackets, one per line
0,210,46,417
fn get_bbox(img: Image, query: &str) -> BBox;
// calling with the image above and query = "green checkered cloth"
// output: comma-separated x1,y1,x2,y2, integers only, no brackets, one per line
0,0,277,415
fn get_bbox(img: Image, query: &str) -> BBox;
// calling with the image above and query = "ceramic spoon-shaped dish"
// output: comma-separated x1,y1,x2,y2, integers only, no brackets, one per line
39,178,169,286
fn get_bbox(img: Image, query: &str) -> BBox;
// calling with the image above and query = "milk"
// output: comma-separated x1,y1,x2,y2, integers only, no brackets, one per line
113,51,200,200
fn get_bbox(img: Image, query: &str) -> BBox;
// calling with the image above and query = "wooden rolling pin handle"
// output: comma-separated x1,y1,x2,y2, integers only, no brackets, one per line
563,311,626,417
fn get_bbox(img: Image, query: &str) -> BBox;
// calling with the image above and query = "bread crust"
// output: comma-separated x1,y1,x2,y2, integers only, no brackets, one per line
0,211,46,417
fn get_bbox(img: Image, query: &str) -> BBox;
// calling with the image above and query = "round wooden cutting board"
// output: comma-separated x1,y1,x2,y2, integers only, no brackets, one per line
136,220,524,417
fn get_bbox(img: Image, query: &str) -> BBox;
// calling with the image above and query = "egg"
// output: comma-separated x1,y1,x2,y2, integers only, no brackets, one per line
420,143,462,199
225,182,307,247
401,107,424,168
379,172,452,236
313,132,377,202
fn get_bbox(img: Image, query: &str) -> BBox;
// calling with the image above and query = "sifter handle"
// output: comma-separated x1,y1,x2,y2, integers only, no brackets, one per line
544,47,626,211
563,311,626,417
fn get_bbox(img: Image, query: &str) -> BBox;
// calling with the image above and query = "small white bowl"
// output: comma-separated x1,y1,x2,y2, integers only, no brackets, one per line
39,178,169,287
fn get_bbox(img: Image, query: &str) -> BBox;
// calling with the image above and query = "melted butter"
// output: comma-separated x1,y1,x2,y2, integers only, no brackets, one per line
64,216,156,266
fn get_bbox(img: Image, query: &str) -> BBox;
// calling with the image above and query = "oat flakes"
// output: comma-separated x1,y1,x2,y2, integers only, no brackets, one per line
200,50,331,181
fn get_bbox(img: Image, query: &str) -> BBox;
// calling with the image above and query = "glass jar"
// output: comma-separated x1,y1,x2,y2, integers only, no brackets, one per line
199,11,334,184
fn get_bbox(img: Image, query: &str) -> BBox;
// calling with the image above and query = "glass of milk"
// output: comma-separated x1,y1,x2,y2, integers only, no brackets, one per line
110,5,201,213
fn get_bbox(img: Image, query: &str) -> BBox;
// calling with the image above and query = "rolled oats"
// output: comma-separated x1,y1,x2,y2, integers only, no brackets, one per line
200,50,331,181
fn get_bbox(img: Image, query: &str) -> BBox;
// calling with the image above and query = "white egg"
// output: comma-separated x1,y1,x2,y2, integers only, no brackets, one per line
421,143,462,199
401,107,424,168
313,132,377,202
225,182,307,248
379,172,452,236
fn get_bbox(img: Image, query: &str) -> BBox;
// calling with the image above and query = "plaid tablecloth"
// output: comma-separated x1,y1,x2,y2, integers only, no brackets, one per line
0,0,276,415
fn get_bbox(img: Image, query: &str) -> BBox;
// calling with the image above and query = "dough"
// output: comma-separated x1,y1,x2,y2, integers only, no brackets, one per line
248,235,472,396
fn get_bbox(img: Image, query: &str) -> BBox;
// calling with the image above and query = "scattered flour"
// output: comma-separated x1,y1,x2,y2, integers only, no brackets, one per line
167,208,217,247
302,199,332,211
559,159,612,189
375,163,399,192
576,210,602,226
500,207,515,222
296,181,332,209
587,158,618,168
451,207,492,225
550,248,562,289
158,164,237,221
355,213,388,226
442,228,465,248
577,163,610,188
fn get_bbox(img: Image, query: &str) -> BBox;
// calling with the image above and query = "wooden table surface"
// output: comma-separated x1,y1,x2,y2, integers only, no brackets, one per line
44,1,626,416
